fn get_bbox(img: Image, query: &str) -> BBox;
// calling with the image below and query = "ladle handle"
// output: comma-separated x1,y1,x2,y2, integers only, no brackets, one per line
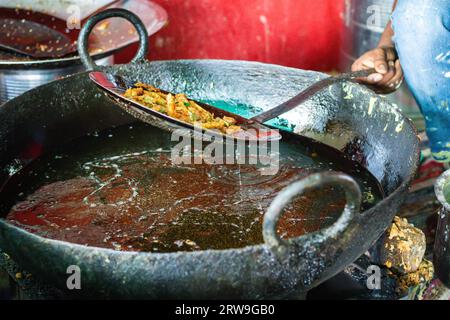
335,68,376,80
263,172,362,251
78,8,149,71
250,68,376,124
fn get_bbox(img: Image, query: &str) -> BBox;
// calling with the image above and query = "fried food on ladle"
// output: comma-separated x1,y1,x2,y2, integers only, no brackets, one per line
123,82,242,134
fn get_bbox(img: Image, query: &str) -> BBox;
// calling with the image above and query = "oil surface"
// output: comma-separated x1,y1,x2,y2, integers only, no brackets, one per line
2,119,383,253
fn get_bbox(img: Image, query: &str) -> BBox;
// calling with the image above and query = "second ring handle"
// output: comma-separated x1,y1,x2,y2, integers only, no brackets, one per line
263,172,362,249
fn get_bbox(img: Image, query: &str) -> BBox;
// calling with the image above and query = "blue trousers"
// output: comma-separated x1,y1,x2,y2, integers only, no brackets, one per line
392,0,450,162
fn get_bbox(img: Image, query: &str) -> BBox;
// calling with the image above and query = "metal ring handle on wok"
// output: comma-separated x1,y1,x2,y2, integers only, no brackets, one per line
263,172,362,254
78,8,149,71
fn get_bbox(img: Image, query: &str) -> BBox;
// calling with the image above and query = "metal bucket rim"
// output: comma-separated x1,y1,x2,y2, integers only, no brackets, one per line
0,50,116,69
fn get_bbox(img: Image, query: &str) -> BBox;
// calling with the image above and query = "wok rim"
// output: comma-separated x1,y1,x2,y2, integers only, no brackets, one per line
0,61,421,256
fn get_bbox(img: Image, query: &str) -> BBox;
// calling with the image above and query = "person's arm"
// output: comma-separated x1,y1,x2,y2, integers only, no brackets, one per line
378,0,397,48
351,0,403,93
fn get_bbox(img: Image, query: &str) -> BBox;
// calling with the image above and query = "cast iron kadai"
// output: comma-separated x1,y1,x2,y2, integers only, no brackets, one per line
0,0,124,59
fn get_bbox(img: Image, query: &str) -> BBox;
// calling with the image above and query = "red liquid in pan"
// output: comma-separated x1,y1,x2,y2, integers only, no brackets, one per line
2,123,383,252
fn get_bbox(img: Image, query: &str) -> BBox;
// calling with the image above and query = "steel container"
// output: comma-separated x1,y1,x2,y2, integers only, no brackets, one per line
434,170,450,287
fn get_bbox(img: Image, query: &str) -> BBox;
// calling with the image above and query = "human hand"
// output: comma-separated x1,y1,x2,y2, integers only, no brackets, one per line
351,46,404,94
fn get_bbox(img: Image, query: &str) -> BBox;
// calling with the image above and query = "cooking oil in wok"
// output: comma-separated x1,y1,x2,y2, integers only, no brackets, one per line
1,120,384,253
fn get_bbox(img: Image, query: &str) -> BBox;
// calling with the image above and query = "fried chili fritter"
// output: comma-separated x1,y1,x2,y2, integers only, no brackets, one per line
123,82,241,135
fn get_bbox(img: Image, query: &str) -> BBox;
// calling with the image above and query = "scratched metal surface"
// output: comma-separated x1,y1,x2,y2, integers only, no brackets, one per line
0,60,419,298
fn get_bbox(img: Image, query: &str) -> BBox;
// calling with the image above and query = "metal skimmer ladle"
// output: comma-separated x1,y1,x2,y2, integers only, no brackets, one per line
83,8,376,142
249,68,376,124
89,68,375,142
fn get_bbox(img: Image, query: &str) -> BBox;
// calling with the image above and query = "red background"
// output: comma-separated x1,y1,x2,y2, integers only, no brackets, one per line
116,0,345,72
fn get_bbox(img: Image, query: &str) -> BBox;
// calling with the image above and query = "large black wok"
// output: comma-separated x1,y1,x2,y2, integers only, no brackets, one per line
0,10,419,299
